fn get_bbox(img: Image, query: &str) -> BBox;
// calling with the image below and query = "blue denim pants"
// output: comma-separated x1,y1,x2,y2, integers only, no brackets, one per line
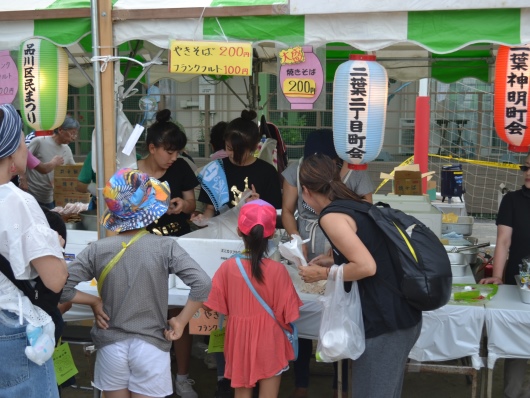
0,310,59,398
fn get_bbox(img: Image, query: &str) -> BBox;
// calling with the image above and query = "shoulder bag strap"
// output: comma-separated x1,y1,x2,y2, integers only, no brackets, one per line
97,229,149,296
235,256,289,333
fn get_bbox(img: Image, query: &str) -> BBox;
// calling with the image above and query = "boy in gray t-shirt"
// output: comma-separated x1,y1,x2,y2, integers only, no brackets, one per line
60,168,211,397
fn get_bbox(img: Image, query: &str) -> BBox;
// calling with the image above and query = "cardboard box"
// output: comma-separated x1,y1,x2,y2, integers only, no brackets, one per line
54,164,89,206
55,192,91,207
54,177,80,194
189,308,227,335
427,180,437,201
54,164,82,178
380,164,435,196
394,170,422,195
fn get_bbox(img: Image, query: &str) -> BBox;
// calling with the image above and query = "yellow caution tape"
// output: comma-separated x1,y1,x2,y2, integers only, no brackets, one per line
374,154,520,194
429,154,521,169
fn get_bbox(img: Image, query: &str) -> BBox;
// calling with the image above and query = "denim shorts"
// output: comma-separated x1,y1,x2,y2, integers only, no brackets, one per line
0,310,59,398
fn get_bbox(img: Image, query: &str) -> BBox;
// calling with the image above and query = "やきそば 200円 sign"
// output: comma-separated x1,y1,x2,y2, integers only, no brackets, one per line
169,40,252,76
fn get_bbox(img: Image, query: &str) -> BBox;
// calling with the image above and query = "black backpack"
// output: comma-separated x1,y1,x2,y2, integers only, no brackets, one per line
325,200,452,311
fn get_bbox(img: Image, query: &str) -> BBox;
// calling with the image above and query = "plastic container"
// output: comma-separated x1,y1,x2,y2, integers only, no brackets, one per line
451,264,467,277
515,276,530,304
442,216,474,236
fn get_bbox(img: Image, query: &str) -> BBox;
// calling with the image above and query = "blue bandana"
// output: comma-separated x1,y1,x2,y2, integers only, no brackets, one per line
0,104,22,159
197,159,230,211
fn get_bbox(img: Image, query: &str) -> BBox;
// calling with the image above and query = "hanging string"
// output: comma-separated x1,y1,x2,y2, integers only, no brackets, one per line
215,18,229,42
193,7,207,41
91,55,162,73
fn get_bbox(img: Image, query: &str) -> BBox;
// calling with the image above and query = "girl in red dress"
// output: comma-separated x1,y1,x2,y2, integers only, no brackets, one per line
205,199,303,398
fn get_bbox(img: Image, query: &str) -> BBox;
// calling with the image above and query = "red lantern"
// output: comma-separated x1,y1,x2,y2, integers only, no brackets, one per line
494,45,530,152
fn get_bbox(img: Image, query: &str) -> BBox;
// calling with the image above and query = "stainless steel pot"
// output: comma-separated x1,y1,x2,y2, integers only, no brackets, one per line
447,252,466,265
79,210,98,231
445,246,479,264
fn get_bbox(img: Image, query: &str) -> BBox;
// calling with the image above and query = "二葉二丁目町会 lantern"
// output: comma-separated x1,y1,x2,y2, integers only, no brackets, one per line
333,54,388,166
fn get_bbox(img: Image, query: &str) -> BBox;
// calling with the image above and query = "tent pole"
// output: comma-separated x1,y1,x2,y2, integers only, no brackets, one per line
91,0,116,238
91,0,105,239
64,47,94,87
414,79,430,193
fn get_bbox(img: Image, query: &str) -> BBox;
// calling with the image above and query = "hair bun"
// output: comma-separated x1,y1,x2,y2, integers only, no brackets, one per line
241,109,257,121
156,109,171,123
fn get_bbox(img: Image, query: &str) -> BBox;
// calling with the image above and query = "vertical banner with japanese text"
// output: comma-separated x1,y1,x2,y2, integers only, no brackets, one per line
494,45,530,152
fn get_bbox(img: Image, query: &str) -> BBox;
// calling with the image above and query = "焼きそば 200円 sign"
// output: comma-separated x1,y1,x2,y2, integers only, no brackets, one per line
169,40,252,76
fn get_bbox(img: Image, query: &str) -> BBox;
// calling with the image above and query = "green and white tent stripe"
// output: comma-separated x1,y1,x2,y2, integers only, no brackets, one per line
0,0,94,50
2,1,528,51
113,6,530,54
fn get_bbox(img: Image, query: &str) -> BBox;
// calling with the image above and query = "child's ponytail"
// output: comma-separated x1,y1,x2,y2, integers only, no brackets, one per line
242,225,269,283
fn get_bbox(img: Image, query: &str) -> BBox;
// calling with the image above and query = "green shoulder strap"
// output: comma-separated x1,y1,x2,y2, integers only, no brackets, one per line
97,229,149,296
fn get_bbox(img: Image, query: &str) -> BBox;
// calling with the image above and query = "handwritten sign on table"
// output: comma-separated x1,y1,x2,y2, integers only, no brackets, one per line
208,328,225,353
53,343,79,385
169,40,252,76
189,308,227,335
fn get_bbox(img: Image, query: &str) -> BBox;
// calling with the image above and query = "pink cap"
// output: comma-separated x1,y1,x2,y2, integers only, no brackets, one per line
238,199,277,237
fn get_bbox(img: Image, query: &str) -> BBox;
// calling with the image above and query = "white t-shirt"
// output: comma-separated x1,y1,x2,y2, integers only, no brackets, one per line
0,182,64,280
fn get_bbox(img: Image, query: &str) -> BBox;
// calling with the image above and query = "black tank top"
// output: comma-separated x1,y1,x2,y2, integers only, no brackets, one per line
319,200,421,338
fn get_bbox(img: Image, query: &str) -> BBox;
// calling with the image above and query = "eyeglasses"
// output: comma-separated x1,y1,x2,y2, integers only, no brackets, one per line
520,165,530,172
62,128,78,136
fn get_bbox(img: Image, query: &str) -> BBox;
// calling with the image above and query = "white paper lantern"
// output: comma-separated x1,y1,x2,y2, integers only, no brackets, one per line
333,54,388,165
18,38,68,131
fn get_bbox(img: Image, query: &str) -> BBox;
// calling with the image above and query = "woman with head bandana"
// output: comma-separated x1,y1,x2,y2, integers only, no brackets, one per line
0,104,68,398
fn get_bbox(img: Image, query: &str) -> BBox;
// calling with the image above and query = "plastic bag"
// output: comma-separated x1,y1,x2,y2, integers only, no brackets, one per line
278,234,309,267
316,265,365,362
189,191,253,240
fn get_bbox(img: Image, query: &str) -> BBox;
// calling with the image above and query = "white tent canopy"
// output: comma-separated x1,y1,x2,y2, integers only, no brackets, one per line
0,1,528,85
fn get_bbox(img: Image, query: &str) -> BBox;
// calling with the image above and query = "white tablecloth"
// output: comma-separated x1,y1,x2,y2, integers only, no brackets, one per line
63,282,324,340
409,304,485,369
63,267,484,367
407,267,484,369
485,285,530,369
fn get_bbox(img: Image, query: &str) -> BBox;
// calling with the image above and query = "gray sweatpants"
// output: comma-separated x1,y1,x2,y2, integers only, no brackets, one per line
351,321,422,398
504,358,530,398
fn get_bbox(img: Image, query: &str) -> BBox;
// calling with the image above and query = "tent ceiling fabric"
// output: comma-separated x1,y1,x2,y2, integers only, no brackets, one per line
289,0,530,14
1,1,529,84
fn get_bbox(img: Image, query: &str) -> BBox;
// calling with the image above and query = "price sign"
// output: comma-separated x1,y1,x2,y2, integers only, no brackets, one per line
0,50,18,105
169,40,252,76
189,308,227,335
283,78,317,98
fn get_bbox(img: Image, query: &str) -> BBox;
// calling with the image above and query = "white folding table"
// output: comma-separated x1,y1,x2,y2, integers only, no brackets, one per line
485,285,530,398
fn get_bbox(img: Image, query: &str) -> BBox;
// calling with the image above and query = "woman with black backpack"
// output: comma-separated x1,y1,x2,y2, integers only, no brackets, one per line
297,154,421,398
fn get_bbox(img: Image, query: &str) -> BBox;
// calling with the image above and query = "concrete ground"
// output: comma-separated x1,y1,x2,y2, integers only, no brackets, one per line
60,219,521,398
60,333,510,398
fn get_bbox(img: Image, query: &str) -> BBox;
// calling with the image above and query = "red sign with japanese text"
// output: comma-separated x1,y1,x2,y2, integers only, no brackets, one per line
494,45,530,152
